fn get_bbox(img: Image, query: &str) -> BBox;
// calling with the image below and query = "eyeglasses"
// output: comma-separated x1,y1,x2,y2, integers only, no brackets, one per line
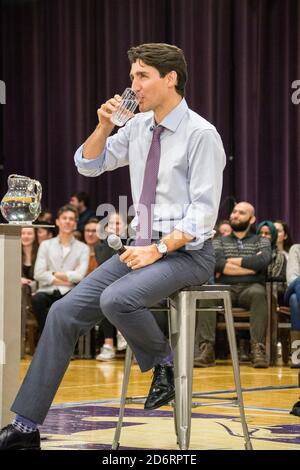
84,229,97,233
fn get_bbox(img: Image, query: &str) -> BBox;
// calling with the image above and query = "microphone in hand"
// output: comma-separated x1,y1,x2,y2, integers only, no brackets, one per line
107,233,126,255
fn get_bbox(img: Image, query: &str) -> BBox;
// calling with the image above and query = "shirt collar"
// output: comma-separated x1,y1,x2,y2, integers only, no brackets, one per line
231,231,253,241
149,98,188,133
57,235,75,246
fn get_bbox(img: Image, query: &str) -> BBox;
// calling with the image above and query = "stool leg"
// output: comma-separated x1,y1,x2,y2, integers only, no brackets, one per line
112,346,133,450
77,336,83,358
84,332,91,358
170,291,195,450
223,292,253,450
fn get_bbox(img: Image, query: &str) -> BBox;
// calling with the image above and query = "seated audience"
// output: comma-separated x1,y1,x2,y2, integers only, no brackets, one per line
21,227,39,289
34,221,55,244
257,220,286,281
83,218,101,275
274,220,293,260
21,227,39,356
194,202,272,368
215,219,232,238
36,209,53,224
284,244,300,366
95,212,128,360
32,205,89,335
69,191,96,238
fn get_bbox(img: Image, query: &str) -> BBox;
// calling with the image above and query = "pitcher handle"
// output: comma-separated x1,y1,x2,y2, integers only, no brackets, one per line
34,180,42,203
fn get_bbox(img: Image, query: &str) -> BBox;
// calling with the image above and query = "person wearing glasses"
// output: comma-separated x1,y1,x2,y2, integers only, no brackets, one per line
83,218,101,275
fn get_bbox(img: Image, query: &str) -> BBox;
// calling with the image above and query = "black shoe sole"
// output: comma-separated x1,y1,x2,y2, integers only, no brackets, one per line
144,390,175,410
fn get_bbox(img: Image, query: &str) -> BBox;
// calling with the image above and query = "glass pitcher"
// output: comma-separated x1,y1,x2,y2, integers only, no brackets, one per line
0,174,42,224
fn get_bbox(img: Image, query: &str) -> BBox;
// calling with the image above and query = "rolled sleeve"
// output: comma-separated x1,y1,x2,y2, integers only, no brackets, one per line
74,144,106,176
74,121,133,178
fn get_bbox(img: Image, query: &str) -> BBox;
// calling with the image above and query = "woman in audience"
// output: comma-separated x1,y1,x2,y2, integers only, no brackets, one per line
21,227,39,356
35,221,55,244
21,227,39,291
274,220,293,260
257,220,286,281
95,212,128,360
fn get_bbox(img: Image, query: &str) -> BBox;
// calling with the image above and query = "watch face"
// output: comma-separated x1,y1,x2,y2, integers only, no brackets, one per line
158,242,168,254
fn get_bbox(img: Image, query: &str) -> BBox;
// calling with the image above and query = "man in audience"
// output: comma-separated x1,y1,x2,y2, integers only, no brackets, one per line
32,204,89,334
36,209,53,224
194,201,272,368
34,221,55,244
69,191,96,237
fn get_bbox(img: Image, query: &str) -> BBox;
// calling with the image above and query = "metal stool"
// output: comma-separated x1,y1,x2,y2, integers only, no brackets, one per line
77,331,92,359
112,285,253,450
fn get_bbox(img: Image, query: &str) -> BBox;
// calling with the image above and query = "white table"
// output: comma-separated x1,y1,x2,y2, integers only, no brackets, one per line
0,223,53,427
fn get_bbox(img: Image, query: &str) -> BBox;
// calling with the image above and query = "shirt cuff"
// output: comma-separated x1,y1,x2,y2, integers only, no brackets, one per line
174,220,206,250
65,271,76,283
74,144,105,171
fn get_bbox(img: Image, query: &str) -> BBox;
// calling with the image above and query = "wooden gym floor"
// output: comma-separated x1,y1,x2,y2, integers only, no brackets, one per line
20,356,300,450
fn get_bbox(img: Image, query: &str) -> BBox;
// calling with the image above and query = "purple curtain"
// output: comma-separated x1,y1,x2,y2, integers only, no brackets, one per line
1,0,300,239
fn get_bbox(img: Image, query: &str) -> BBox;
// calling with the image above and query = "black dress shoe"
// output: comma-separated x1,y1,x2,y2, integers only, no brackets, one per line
0,424,41,450
144,364,175,410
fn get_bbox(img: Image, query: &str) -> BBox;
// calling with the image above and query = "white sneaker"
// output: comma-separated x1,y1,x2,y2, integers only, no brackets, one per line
116,332,127,351
96,344,115,361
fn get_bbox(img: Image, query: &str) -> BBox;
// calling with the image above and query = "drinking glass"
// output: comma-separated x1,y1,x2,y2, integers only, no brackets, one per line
110,88,139,126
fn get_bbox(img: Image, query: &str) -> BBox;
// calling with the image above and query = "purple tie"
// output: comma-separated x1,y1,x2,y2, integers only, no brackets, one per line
135,125,164,246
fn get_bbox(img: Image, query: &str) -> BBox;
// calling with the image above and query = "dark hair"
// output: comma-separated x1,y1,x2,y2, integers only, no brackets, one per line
57,204,78,221
256,220,278,249
21,227,39,276
84,218,99,227
274,220,293,252
127,43,188,97
215,219,232,235
33,220,55,236
71,191,90,208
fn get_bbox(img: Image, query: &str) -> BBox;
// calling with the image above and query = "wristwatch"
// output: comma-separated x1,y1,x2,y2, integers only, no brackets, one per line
155,240,168,258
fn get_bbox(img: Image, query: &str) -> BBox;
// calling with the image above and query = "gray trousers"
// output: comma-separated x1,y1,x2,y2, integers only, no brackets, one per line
12,240,214,423
195,282,268,346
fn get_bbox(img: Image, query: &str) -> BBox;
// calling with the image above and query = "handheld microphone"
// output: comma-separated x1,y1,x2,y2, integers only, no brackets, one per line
107,233,126,255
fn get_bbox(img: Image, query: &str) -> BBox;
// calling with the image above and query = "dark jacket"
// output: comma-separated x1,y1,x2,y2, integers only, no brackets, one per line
95,239,116,266
213,232,272,284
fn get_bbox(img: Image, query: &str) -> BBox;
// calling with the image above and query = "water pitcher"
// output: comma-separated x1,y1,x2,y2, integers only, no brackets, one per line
1,174,42,224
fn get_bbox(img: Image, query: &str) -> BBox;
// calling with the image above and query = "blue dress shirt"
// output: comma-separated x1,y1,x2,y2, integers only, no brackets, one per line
74,98,226,249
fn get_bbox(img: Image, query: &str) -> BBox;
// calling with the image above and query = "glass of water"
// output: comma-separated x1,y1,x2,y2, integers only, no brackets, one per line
110,88,139,126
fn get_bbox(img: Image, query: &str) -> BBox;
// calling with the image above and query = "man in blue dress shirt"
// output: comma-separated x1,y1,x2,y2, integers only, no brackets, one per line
0,43,226,450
